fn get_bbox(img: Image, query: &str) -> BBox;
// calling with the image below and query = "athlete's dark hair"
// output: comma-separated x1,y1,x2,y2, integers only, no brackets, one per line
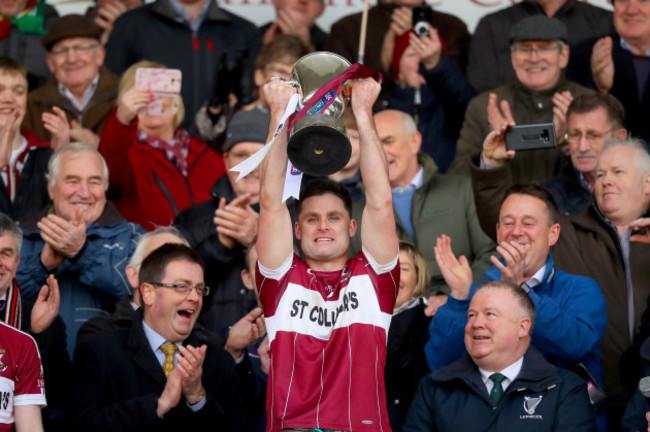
295,178,353,219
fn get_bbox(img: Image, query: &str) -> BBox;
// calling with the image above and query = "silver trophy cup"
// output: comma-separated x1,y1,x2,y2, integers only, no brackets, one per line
287,52,352,177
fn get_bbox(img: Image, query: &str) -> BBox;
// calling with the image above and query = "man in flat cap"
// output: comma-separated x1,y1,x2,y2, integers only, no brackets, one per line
448,15,592,185
23,14,119,149
466,0,613,93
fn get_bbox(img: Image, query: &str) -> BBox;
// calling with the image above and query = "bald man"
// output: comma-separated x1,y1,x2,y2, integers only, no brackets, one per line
350,109,495,295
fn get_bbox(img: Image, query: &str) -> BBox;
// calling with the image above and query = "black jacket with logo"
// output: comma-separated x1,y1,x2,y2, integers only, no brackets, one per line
403,347,596,432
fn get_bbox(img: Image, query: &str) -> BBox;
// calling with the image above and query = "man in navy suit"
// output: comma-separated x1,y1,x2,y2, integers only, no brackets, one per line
72,243,244,432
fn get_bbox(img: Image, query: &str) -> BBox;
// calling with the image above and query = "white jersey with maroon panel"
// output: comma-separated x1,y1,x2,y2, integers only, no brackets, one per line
257,248,399,432
0,321,46,432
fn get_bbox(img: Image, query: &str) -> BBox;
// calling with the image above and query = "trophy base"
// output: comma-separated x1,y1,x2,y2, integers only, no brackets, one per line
288,125,352,177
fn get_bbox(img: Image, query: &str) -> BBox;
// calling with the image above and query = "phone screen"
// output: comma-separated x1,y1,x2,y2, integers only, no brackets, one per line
135,68,183,116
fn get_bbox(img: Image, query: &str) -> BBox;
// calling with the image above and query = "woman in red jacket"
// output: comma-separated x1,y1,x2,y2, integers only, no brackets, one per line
99,61,225,230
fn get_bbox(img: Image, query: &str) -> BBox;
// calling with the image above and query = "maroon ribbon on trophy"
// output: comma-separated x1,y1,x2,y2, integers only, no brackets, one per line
232,62,383,203
287,63,382,131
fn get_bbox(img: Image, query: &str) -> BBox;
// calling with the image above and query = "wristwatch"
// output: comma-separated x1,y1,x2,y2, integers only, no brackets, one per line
520,282,531,294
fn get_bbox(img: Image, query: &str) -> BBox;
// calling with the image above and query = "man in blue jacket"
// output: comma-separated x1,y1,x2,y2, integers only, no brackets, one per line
425,184,606,428
16,142,144,354
404,280,596,432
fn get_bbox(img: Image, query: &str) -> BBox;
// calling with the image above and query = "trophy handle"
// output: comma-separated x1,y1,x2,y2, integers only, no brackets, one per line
341,80,352,101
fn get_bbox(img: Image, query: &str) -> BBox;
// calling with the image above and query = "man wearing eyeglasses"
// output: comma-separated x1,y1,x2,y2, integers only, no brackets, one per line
466,0,613,94
544,92,628,215
448,15,591,185
476,92,628,219
23,14,119,149
72,242,245,432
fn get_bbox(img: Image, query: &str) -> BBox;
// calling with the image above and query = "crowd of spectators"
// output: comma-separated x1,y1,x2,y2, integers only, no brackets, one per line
2,0,650,431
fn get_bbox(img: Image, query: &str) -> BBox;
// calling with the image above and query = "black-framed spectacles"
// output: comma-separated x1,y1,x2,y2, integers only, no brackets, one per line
150,282,210,297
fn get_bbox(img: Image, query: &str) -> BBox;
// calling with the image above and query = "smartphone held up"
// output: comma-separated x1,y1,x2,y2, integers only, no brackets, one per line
412,5,434,37
135,68,182,116
505,123,557,151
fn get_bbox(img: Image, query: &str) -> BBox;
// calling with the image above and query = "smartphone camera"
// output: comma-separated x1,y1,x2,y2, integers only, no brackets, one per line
412,5,433,38
413,21,430,37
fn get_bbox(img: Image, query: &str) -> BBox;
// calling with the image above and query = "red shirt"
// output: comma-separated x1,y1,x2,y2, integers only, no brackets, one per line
257,250,399,432
0,321,46,431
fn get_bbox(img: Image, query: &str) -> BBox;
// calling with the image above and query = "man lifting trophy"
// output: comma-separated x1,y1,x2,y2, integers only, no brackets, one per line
245,52,399,432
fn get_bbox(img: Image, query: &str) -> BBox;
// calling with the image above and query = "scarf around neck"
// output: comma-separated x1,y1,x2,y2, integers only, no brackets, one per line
0,0,46,40
138,127,191,177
